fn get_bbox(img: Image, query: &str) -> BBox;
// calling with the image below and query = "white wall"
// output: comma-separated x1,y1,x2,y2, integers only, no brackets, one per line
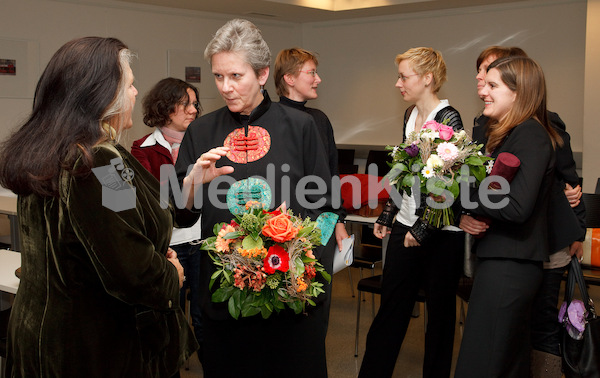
0,0,588,163
583,0,600,192
301,1,586,154
0,0,302,149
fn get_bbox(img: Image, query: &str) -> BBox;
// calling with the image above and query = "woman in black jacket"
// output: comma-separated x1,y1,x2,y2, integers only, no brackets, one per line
454,56,563,377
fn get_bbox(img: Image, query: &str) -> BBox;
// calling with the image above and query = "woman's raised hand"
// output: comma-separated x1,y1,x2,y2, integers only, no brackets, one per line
188,146,234,185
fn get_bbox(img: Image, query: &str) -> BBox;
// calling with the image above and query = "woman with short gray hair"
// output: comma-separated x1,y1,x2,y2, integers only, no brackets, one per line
204,18,271,74
176,19,334,378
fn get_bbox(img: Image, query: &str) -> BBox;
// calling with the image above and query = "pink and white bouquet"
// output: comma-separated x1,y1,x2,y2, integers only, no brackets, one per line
385,120,492,228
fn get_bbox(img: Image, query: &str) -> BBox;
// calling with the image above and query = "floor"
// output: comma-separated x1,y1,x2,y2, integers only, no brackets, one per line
180,265,600,377
180,264,464,378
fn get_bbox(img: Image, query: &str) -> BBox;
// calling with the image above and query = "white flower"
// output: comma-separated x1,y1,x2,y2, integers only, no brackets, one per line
437,142,459,161
421,166,435,178
427,154,444,168
421,129,439,141
486,161,494,174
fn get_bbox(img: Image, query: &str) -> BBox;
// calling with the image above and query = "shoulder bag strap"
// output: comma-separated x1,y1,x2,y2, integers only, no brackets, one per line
571,259,597,317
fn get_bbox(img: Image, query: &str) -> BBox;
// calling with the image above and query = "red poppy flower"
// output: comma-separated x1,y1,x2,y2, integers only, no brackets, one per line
263,245,290,274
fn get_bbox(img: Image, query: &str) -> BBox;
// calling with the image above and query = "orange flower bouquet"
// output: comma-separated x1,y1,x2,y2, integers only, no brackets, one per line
201,201,331,319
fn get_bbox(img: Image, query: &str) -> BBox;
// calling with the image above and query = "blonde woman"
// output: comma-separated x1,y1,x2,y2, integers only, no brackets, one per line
359,47,464,378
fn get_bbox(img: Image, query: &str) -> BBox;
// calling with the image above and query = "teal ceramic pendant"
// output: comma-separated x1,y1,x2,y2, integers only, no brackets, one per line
226,177,272,215
316,212,339,245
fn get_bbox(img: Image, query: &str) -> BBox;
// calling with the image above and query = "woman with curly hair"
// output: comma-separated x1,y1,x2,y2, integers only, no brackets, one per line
131,77,203,362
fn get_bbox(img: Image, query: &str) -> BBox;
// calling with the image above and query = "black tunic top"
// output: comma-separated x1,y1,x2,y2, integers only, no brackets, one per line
278,95,346,221
174,91,334,377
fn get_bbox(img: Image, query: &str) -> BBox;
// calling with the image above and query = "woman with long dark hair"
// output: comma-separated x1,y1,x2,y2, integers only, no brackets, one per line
0,37,197,377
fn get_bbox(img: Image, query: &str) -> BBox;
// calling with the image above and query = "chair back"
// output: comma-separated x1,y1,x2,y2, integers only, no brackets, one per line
582,193,600,228
365,150,391,176
337,149,355,165
338,149,359,174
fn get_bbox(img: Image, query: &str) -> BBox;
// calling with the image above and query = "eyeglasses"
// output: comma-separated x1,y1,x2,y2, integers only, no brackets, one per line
298,69,318,77
397,73,420,82
179,100,201,112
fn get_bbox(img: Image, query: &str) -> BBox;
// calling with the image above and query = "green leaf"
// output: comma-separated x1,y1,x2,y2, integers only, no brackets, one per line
274,299,285,310
295,257,305,276
223,231,243,240
287,300,303,314
297,224,315,238
242,234,263,250
465,156,483,166
402,174,416,188
228,290,242,320
213,222,225,236
241,304,261,317
307,298,316,306
223,270,232,284
210,270,222,280
200,236,217,251
228,297,239,320
385,163,407,182
470,165,486,183
448,180,460,199
212,287,233,303
320,270,331,283
261,305,273,319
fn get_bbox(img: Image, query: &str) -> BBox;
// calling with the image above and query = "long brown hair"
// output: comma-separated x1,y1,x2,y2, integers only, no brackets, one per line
485,56,562,153
0,37,130,197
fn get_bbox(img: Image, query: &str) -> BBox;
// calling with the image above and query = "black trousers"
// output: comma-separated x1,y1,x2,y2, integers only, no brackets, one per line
531,265,567,356
455,258,543,378
359,223,464,378
199,241,334,378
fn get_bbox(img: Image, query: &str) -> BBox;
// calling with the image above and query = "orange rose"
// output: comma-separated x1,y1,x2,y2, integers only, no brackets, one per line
262,213,298,243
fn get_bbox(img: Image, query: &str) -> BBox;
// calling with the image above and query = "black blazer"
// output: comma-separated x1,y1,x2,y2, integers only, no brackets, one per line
469,118,555,261
472,112,586,252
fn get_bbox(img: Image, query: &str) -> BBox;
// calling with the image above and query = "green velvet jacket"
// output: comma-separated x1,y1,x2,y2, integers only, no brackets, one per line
6,142,197,377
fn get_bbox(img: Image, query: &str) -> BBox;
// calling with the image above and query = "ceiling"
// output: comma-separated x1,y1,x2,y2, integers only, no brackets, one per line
116,0,531,23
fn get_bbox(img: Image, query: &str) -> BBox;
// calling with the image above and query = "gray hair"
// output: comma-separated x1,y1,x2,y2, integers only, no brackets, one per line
102,48,136,138
204,19,271,73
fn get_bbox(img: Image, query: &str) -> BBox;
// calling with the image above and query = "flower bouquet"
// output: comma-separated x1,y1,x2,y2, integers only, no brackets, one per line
201,201,331,319
385,120,493,229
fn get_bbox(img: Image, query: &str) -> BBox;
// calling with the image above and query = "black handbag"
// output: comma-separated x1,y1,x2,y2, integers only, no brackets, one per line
561,258,600,378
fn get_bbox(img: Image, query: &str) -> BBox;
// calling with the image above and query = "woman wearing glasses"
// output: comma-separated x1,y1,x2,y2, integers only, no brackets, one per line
273,47,349,343
359,47,464,378
131,77,204,362
274,47,349,258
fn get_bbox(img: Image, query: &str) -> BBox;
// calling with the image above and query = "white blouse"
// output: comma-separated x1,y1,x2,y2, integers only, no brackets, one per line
395,100,461,232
